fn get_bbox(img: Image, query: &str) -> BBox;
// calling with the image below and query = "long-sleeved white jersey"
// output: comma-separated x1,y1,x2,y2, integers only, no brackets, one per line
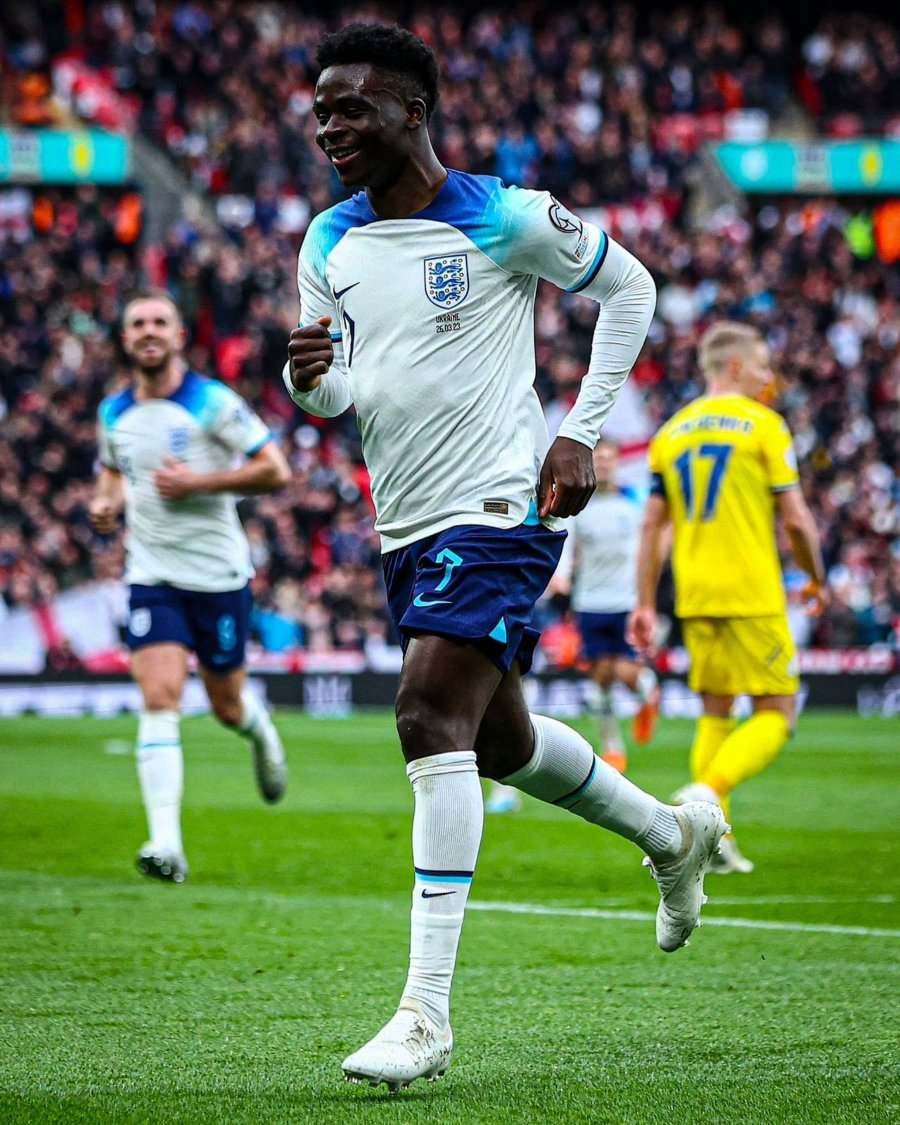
284,170,655,552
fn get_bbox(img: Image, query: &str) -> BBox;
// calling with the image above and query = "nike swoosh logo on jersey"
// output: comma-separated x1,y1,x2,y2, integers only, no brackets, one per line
421,889,456,898
413,594,452,608
332,282,360,300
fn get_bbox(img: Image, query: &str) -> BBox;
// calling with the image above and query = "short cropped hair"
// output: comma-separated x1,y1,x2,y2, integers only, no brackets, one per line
122,288,182,325
698,321,762,379
317,23,440,119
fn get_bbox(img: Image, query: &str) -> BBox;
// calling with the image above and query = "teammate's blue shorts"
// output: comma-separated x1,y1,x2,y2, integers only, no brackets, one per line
127,582,251,673
577,611,636,661
382,521,566,675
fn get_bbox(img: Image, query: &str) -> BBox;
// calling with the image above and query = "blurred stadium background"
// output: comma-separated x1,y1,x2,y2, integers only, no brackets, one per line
0,0,897,719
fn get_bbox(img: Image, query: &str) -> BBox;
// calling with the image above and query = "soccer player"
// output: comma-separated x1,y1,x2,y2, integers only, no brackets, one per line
284,25,727,1091
90,290,291,884
557,439,660,770
628,321,826,874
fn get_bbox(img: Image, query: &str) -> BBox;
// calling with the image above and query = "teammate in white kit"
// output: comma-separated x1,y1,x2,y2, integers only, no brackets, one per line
285,25,727,1092
557,439,660,770
90,291,291,883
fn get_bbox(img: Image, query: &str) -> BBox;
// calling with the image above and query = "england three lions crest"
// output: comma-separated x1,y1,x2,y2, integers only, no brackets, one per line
424,254,469,309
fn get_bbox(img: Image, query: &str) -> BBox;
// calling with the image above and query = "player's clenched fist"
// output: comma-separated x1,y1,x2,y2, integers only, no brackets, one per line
89,495,119,534
288,316,333,393
538,436,596,519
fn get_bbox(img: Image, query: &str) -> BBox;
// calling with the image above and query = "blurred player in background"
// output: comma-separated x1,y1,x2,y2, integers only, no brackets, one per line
558,439,660,771
286,24,726,1092
486,439,659,812
90,291,291,883
629,322,825,873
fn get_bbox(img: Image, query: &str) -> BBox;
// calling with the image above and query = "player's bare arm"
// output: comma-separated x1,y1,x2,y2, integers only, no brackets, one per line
628,493,671,655
89,465,125,533
287,316,334,392
776,487,828,615
153,441,290,501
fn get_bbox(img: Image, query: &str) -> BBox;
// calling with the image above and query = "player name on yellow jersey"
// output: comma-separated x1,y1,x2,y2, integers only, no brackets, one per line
649,394,799,618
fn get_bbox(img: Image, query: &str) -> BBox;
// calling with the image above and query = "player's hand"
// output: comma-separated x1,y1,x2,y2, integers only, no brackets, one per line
288,316,333,393
154,457,201,501
627,606,657,657
802,580,828,617
538,437,595,518
89,496,119,534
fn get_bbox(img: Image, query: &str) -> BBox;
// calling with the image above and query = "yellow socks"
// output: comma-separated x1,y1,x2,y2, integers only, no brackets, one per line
690,715,736,821
690,716,736,778
700,710,791,799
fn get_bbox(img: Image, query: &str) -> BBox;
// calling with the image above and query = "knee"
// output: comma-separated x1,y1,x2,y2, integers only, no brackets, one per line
594,661,615,688
395,686,473,761
141,683,182,712
211,695,242,728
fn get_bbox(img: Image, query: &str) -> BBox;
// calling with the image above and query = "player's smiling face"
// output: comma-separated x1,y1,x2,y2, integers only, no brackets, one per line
314,64,423,190
122,298,184,374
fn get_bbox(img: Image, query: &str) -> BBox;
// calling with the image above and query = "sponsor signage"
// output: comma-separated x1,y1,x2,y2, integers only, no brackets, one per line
0,129,131,183
714,141,900,194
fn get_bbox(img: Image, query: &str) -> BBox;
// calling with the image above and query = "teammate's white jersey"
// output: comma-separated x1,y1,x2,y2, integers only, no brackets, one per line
560,487,645,614
285,170,655,552
97,370,270,591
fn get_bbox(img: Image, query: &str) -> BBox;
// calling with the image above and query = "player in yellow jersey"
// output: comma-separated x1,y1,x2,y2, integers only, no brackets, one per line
628,322,826,873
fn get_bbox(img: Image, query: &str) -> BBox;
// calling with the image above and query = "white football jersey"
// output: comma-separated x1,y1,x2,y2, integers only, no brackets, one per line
288,171,616,552
561,487,645,614
97,370,270,591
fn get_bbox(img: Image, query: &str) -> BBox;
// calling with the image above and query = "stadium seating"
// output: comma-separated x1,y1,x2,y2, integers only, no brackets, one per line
0,4,897,667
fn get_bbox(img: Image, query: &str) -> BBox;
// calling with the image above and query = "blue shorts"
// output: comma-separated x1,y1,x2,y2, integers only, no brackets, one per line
382,521,566,675
578,611,636,661
127,583,251,673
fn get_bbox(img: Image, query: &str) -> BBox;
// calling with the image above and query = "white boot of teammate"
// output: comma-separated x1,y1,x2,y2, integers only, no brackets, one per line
644,802,729,952
342,1000,453,1092
136,843,189,884
238,689,287,803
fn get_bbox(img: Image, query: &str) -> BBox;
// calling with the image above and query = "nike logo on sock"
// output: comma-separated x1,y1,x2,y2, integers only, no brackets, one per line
421,889,456,899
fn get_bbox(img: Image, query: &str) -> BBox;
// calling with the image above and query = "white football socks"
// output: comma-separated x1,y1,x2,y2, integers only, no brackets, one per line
636,665,658,703
402,751,483,1029
503,714,681,859
136,710,183,856
237,686,276,744
588,683,624,751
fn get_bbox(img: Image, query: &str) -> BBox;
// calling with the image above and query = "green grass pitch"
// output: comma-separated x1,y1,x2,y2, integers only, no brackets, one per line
1,709,898,1123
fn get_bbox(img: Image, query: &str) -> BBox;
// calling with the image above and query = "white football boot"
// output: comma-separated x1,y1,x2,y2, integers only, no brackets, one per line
136,844,188,884
249,711,287,804
709,834,755,875
342,1000,453,1093
644,802,728,953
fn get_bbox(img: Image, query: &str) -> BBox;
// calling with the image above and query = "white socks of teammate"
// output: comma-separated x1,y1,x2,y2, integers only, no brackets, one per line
402,751,483,1029
237,686,275,744
635,666,658,703
504,714,681,859
136,710,183,857
587,683,623,751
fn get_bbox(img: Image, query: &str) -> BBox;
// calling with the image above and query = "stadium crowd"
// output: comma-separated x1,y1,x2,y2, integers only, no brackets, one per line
0,3,898,662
